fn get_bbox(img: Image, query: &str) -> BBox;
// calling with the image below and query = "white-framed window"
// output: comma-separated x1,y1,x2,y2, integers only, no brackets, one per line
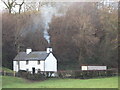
26,60,29,65
38,69,41,73
38,60,40,65
26,69,29,72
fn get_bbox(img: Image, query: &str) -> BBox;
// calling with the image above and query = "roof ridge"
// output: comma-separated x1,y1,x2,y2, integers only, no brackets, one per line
18,51,47,53
33,51,46,52
14,51,49,61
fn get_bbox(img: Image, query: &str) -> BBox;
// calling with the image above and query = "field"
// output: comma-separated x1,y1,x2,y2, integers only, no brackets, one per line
2,76,118,88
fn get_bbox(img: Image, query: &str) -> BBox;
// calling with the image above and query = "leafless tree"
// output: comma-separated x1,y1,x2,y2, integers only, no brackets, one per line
15,0,24,14
2,0,16,13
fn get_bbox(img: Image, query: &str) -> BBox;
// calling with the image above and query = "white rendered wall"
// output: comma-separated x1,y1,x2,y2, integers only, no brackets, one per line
26,49,32,54
13,61,19,72
13,53,57,72
13,60,45,73
45,53,57,72
81,66,88,70
87,66,107,70
81,66,107,70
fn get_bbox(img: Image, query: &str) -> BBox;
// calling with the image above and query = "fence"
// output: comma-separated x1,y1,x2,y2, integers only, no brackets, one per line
0,69,118,79
0,71,17,77
0,71,55,77
57,69,118,79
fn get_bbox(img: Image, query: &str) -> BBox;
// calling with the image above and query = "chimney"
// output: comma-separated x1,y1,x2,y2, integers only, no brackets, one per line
26,48,32,54
46,48,52,53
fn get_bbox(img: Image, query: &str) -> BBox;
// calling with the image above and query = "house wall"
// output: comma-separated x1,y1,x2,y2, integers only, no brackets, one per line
13,53,57,73
13,61,19,72
45,53,57,72
13,60,45,73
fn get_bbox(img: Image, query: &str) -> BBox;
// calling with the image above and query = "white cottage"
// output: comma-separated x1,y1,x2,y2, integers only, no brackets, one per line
13,48,57,74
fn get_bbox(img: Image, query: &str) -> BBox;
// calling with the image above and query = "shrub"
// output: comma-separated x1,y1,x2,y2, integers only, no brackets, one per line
17,70,46,81
27,73,46,81
18,70,28,78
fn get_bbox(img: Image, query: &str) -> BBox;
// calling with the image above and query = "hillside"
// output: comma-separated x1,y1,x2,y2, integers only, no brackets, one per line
0,67,14,73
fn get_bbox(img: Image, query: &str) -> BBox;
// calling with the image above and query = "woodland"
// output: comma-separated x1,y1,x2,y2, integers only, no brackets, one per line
1,1,118,70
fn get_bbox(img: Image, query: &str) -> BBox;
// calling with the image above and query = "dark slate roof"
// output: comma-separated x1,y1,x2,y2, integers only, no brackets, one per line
14,51,49,61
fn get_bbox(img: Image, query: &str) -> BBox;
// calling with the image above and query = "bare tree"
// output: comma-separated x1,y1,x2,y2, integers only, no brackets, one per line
15,0,24,14
2,0,16,13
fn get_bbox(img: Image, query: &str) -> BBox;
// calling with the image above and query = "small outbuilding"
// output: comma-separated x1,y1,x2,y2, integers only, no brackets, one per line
13,48,57,74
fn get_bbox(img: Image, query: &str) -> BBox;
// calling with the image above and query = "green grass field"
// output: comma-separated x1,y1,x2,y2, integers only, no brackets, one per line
2,76,118,88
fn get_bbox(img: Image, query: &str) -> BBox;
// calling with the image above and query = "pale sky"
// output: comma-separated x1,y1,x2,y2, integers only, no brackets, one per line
0,0,5,12
0,0,118,12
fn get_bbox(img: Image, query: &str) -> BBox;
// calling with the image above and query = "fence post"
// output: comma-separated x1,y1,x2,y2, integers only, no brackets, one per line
13,72,16,77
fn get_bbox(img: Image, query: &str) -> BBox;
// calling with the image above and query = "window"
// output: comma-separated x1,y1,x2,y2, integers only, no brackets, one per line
38,69,41,73
38,69,41,71
38,60,40,65
26,60,29,65
26,69,29,72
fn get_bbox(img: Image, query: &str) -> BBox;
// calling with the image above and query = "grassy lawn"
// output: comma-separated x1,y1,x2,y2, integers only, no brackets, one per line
2,76,118,88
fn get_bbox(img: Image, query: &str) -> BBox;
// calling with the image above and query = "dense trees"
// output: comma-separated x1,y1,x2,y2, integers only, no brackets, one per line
2,13,17,68
2,2,118,70
49,2,118,70
2,12,48,69
21,30,48,51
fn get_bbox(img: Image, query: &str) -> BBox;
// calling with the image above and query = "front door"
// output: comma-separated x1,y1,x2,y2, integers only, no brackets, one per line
32,67,35,74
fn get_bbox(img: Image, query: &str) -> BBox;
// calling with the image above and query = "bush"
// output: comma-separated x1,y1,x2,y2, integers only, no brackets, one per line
18,70,28,78
27,73,46,81
58,70,74,78
17,70,46,81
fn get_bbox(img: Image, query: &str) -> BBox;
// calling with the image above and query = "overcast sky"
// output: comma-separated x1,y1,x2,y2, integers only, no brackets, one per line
0,0,118,12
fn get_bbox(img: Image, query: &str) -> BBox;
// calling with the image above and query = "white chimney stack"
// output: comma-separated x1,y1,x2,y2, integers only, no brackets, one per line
26,48,32,54
47,48,52,53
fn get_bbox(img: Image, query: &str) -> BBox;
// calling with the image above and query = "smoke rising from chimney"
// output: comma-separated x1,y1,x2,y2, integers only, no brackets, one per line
41,3,72,43
41,4,57,43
